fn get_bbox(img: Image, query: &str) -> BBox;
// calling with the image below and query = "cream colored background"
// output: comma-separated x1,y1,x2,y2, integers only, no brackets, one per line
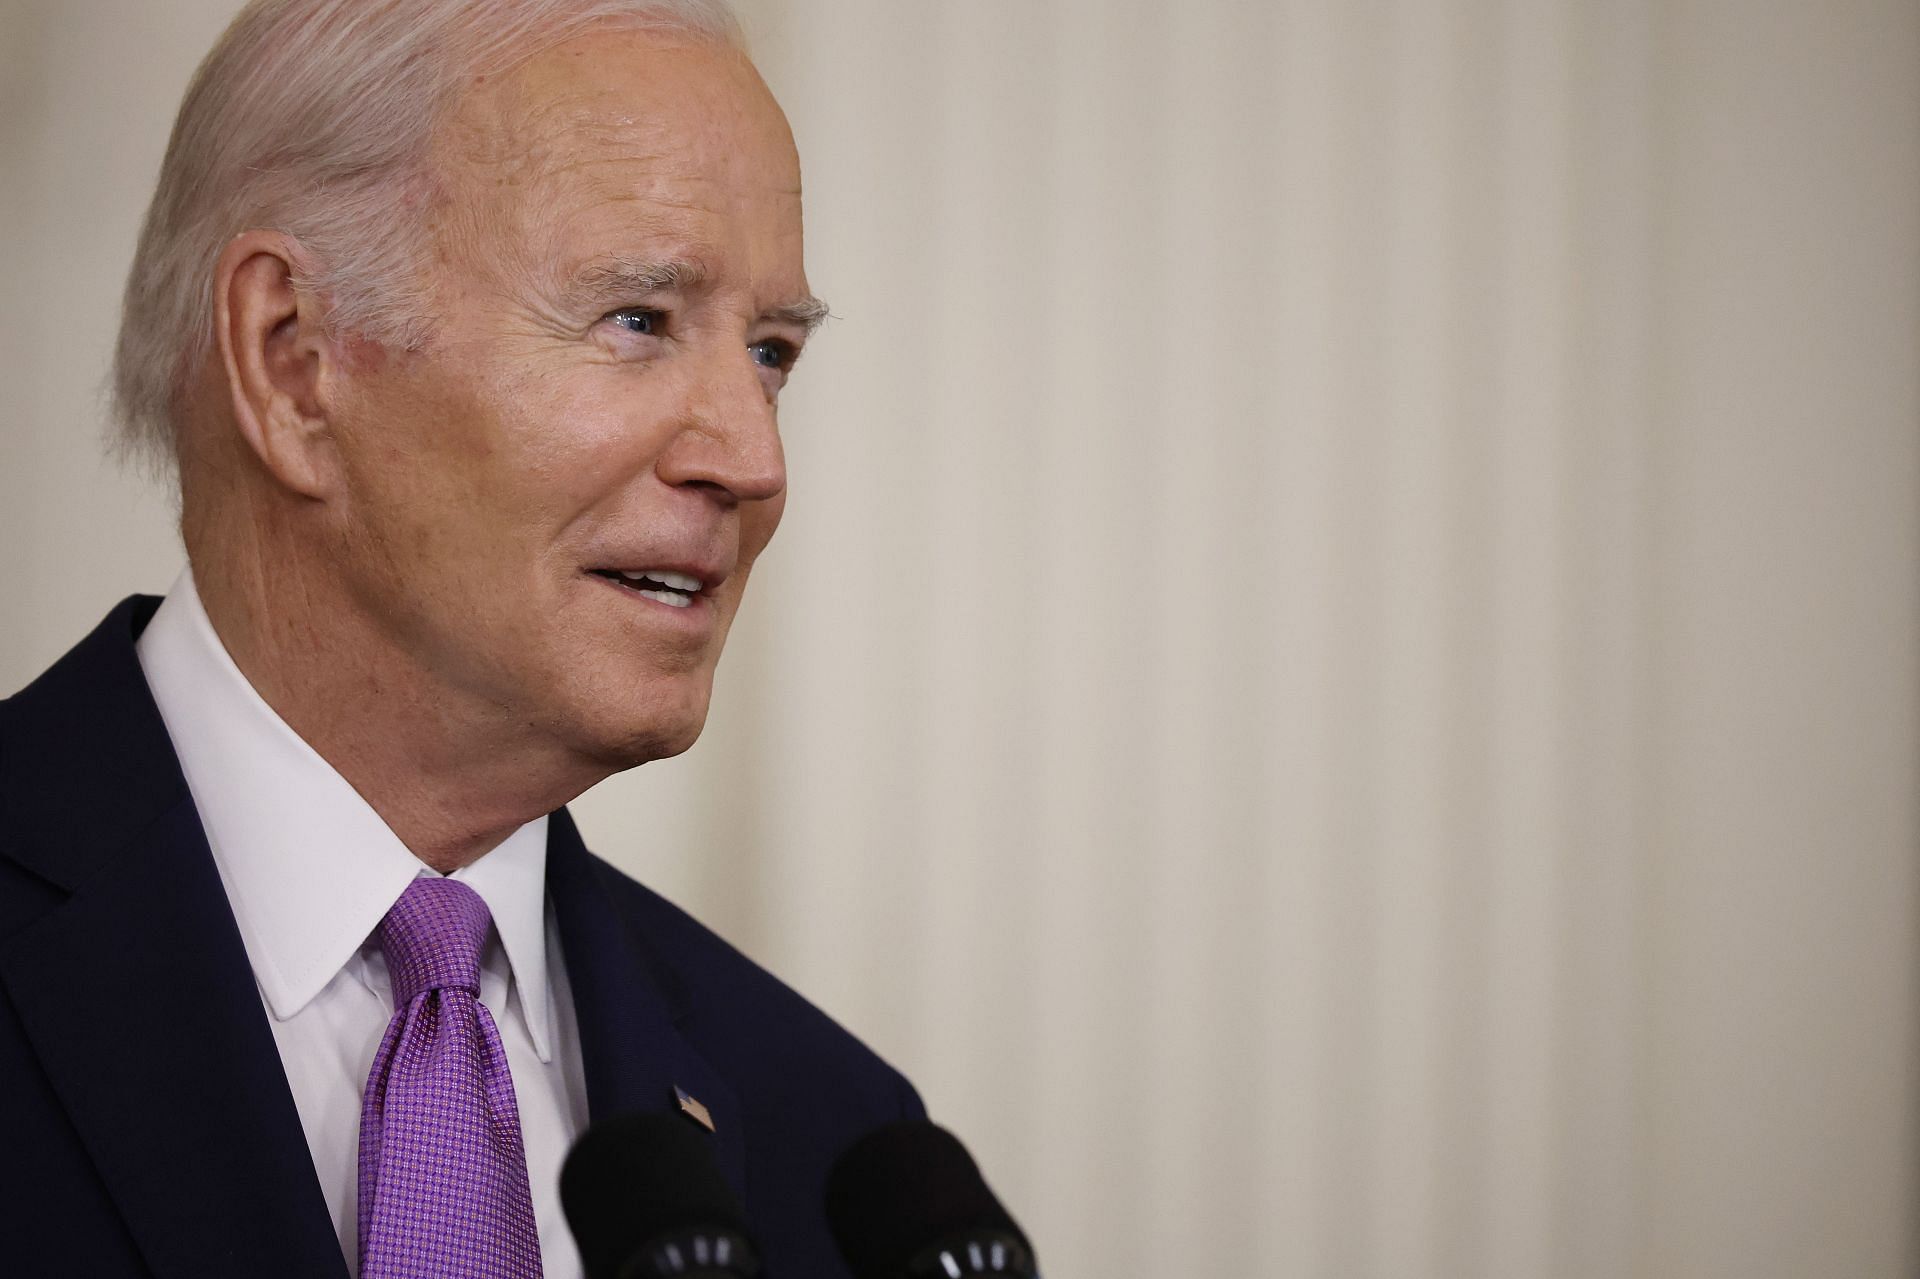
4,2,1918,1276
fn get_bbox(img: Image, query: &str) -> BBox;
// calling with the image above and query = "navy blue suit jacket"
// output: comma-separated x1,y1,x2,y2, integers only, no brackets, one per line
0,597,922,1277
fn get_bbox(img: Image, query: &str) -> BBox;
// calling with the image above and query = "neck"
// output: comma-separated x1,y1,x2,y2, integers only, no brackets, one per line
186,515,607,873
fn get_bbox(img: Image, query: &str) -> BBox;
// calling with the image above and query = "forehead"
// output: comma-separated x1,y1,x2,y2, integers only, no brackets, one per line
432,29,803,288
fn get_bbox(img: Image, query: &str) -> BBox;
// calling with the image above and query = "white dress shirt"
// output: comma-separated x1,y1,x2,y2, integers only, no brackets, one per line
136,570,589,1278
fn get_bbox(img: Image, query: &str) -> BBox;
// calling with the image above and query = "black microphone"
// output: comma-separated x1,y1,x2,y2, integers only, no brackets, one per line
824,1121,1038,1279
560,1113,763,1279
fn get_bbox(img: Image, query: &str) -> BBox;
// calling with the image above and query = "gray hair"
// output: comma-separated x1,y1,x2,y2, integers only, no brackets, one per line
111,0,744,475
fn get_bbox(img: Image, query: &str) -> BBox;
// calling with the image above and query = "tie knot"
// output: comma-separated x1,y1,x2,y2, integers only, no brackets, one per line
376,877,491,1007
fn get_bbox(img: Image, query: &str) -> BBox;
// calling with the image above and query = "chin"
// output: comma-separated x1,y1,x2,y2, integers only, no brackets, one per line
599,721,706,770
563,683,715,771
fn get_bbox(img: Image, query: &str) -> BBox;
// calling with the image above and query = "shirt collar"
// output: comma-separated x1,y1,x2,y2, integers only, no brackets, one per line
448,822,553,1059
135,568,556,1060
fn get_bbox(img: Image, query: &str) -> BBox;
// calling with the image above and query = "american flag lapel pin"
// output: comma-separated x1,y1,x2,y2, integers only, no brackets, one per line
674,1084,716,1133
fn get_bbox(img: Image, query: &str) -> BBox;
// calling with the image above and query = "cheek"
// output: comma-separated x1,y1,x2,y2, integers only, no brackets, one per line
518,373,688,511
334,398,449,538
353,356,580,519
331,369,527,585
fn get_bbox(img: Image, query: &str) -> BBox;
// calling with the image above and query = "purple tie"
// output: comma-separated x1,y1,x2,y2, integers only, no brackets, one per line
358,876,543,1278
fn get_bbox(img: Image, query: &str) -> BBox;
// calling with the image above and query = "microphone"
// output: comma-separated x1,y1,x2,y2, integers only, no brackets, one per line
560,1113,763,1279
824,1121,1038,1278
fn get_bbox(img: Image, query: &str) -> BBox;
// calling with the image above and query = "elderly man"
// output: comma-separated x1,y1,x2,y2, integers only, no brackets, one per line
0,1,921,1276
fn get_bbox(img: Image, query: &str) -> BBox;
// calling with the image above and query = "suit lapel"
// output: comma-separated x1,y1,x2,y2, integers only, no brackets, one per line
0,598,346,1279
546,811,748,1203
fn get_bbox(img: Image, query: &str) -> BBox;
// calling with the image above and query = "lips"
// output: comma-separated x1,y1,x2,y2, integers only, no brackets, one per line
590,567,705,608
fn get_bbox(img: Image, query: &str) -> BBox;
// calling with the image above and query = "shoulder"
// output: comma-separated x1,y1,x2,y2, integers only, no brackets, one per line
0,596,180,924
566,848,923,1274
584,851,923,1122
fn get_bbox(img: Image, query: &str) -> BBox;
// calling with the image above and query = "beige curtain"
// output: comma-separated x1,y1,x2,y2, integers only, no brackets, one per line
3,2,1916,1275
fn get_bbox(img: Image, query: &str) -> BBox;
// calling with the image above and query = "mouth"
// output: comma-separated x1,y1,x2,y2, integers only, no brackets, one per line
588,567,706,610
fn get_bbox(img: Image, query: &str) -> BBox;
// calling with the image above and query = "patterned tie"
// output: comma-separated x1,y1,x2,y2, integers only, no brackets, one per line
358,876,543,1278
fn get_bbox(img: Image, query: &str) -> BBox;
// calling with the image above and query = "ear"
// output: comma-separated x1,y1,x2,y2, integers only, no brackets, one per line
212,230,344,499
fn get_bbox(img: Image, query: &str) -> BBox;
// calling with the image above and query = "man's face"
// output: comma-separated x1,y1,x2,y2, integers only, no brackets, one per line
321,30,810,768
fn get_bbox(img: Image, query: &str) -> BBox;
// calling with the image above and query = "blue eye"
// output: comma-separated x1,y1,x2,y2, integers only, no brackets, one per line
749,339,791,369
609,308,660,335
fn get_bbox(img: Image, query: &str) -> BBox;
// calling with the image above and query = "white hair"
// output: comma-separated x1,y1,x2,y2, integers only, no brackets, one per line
111,0,744,475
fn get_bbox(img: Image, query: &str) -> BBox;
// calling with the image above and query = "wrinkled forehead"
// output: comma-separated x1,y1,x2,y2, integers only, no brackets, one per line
434,28,801,211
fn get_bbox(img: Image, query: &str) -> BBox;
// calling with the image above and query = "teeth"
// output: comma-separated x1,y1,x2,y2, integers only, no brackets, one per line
618,569,703,592
637,588,693,609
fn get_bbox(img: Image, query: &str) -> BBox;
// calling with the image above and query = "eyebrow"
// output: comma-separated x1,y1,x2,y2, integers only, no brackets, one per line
571,256,706,299
767,296,833,334
566,255,832,334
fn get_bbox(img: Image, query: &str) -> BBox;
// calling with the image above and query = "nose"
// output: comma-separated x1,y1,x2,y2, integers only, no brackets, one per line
653,347,787,505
